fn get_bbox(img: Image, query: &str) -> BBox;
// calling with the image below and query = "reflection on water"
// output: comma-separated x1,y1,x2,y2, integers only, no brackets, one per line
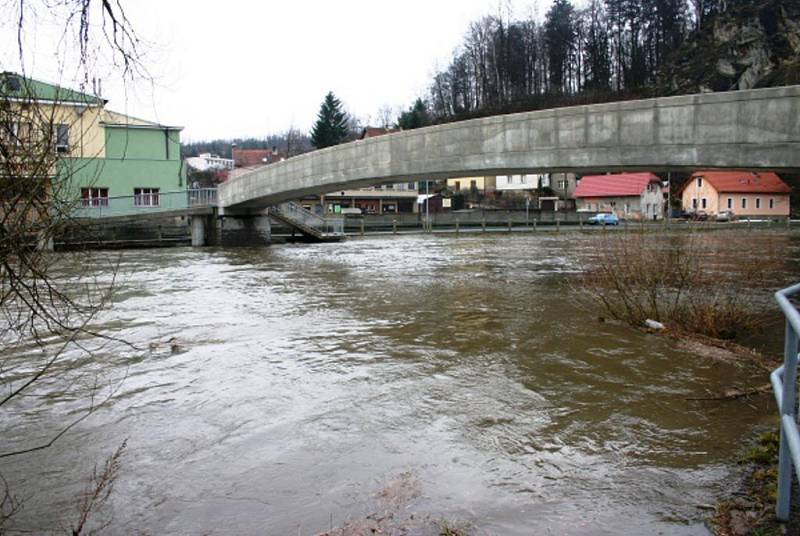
2,230,799,535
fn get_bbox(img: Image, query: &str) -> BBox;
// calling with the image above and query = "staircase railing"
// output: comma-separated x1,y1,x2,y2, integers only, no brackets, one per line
270,201,344,237
771,282,800,521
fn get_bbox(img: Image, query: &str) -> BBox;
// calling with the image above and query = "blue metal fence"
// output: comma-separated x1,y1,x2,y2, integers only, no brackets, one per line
771,282,800,521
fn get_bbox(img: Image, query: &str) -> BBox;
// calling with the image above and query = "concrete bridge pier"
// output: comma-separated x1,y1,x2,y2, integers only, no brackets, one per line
190,215,206,247
211,209,271,247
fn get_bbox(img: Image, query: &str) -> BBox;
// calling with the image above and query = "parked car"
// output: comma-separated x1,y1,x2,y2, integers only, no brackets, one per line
692,210,709,221
674,210,693,220
716,210,735,222
587,213,620,225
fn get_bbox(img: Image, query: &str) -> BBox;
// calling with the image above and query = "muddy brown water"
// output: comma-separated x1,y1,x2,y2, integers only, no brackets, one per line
2,229,799,535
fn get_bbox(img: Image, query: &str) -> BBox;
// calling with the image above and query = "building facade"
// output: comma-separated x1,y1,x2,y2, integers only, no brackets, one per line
679,170,791,218
573,172,664,219
1,72,185,210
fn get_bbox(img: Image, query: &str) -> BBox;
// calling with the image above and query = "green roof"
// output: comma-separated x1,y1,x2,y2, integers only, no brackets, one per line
0,72,105,105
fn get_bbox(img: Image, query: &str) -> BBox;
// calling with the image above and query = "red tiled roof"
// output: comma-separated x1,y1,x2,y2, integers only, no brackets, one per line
681,171,791,194
573,172,661,198
233,148,286,168
359,126,399,139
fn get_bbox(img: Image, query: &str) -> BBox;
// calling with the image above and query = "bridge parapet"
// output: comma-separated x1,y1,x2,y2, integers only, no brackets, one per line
220,85,800,210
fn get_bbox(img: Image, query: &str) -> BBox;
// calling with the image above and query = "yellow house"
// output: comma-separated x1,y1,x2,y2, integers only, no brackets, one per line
680,171,791,218
446,176,496,193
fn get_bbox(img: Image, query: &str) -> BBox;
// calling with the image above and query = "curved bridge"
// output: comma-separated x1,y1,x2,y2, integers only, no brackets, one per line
219,85,800,210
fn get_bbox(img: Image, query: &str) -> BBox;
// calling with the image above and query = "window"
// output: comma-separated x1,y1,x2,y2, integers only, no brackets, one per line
470,180,477,191
701,198,707,209
134,187,160,207
692,198,697,209
727,198,732,209
697,177,703,188
407,182,415,190
741,198,747,209
454,181,461,191
558,180,567,189
81,187,109,207
770,198,775,209
55,124,69,153
756,198,761,209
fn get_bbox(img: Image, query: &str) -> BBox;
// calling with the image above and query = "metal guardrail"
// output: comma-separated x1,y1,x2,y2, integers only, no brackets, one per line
771,282,800,521
73,188,217,218
272,201,344,236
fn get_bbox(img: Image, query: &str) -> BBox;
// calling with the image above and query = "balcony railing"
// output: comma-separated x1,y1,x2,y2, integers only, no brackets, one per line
72,188,217,218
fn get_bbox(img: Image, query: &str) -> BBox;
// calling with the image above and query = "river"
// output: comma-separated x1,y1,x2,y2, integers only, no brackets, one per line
2,229,799,535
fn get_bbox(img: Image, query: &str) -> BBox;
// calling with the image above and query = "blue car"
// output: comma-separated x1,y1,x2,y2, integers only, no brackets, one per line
587,213,620,225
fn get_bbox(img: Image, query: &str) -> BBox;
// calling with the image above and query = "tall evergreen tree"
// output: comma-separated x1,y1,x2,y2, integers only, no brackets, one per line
310,92,349,149
397,99,430,130
545,0,577,93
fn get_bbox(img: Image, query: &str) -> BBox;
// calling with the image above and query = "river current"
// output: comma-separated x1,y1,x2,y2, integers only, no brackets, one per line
2,230,798,535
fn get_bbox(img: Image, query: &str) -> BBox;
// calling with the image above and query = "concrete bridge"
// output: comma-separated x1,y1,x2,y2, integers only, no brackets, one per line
219,85,800,211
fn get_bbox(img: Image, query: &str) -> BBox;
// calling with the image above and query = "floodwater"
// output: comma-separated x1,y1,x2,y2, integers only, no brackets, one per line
2,229,799,535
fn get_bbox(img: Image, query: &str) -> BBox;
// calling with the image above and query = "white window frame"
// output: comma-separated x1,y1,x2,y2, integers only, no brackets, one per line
134,187,160,207
55,124,70,153
81,187,109,207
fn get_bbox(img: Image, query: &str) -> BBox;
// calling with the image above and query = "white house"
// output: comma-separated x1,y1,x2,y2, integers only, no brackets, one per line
573,172,664,219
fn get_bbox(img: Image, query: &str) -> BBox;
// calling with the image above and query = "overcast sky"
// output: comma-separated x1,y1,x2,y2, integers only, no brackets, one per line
2,0,556,141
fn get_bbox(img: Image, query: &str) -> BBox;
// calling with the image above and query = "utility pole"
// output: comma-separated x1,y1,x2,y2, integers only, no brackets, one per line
425,179,430,232
667,171,671,220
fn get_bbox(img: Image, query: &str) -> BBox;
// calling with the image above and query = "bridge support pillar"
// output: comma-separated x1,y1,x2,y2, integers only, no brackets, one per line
190,216,206,247
213,212,271,247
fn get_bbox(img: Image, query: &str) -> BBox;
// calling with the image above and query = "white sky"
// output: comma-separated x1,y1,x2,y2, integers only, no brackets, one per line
1,0,554,141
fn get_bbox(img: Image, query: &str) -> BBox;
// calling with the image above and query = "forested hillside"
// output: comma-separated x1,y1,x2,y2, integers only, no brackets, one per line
420,0,799,123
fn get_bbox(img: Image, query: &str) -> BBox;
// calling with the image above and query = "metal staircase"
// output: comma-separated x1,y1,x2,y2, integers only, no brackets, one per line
268,201,345,242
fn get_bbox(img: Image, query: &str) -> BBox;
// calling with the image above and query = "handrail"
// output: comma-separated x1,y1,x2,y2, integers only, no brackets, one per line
772,282,800,521
270,201,344,237
73,188,217,218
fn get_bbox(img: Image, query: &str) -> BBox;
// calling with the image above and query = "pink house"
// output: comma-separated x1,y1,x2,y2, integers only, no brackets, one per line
573,172,664,220
679,171,791,218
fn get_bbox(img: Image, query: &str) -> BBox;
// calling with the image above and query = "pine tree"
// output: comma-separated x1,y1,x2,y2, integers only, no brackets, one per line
310,92,349,149
397,99,429,130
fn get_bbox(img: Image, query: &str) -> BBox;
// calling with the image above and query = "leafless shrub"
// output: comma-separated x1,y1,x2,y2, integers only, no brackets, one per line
578,228,782,339
1,1,146,531
70,440,127,536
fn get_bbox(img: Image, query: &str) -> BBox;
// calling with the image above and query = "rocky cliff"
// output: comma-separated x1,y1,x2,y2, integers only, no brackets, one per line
663,0,800,94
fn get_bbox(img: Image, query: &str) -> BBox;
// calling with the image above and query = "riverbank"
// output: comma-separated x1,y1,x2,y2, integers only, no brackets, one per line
55,211,799,250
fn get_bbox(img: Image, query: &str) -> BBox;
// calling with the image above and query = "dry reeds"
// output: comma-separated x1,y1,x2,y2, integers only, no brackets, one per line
578,228,779,340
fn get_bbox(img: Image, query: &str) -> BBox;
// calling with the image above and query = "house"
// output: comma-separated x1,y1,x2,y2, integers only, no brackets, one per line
1,72,184,210
446,176,496,195
550,172,579,201
232,147,285,168
318,188,419,215
679,170,791,218
495,174,545,192
360,126,399,139
573,172,664,219
185,153,234,172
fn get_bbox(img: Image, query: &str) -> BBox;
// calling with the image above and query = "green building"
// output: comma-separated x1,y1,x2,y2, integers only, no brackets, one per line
1,72,185,214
